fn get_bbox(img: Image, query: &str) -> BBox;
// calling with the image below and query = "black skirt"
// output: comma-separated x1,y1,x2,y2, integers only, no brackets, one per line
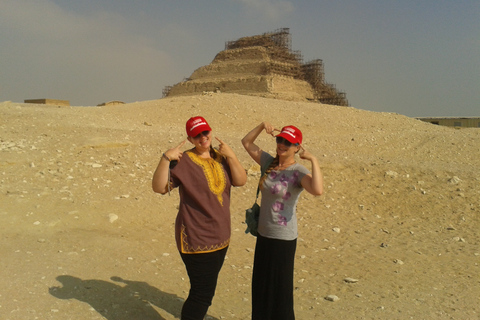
252,234,297,320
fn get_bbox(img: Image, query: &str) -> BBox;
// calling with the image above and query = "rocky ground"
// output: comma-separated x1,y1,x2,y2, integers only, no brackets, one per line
1,94,479,319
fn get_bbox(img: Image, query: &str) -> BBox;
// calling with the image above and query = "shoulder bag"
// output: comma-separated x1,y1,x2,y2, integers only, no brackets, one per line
245,157,273,236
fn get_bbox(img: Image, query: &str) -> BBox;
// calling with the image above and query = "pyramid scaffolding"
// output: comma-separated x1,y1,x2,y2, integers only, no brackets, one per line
224,28,348,106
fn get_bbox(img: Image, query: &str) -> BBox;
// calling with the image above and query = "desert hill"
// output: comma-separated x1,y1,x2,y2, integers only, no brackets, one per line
1,94,479,319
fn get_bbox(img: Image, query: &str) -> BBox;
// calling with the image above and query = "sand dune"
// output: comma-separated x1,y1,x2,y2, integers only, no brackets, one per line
1,94,479,319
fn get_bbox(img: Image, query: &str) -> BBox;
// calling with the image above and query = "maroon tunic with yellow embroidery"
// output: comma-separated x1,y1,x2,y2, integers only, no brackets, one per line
169,149,232,254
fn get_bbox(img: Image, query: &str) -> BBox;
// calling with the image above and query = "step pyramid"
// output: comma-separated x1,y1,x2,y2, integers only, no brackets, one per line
164,28,349,106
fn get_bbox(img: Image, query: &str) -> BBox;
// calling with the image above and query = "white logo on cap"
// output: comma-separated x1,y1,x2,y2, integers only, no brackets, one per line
190,121,207,132
281,127,296,139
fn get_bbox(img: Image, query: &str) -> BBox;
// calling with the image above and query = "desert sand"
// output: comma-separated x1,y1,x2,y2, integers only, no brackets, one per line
1,94,479,319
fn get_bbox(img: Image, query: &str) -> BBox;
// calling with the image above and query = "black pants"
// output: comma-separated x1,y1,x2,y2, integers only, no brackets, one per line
252,234,297,320
180,247,228,320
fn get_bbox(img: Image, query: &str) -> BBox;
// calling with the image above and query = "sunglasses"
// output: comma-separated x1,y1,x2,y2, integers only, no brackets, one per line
193,130,211,139
276,136,299,147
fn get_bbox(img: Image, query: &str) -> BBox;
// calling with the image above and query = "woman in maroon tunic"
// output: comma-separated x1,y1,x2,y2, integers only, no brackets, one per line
152,116,247,320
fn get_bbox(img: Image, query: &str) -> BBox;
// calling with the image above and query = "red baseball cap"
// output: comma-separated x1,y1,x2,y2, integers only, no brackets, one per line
276,125,302,145
185,116,212,137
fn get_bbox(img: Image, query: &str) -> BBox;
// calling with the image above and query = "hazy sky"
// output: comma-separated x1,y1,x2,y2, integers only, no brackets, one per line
1,0,479,117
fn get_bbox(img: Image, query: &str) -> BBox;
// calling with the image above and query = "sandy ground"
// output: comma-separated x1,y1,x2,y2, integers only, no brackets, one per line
1,93,479,319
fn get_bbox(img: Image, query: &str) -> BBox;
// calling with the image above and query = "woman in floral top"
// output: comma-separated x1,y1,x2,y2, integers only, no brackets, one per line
242,122,324,320
153,116,247,320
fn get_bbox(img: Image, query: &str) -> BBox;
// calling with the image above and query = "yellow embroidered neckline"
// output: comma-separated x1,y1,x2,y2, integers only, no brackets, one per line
187,150,226,205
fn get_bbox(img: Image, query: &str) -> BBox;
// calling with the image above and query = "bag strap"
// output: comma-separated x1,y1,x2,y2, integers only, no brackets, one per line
255,156,274,202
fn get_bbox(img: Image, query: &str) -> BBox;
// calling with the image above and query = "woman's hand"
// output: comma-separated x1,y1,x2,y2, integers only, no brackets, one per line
164,140,186,161
298,144,324,196
263,122,278,136
215,137,235,159
298,145,315,161
216,137,247,186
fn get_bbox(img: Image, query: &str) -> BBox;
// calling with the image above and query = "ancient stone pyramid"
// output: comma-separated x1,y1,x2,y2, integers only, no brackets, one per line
163,28,349,106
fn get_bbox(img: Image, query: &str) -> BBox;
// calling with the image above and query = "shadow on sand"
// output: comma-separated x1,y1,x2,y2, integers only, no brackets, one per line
49,275,219,320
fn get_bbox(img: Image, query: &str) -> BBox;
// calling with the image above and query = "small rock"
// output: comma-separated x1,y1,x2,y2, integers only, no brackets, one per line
108,213,118,223
325,295,339,302
448,176,461,184
332,227,340,233
394,259,404,265
344,277,359,283
385,171,398,178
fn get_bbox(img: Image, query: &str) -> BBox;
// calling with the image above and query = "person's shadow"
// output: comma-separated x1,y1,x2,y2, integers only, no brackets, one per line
49,275,219,320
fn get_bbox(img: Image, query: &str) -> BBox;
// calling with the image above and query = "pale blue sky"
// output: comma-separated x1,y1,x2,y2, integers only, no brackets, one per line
1,0,479,117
